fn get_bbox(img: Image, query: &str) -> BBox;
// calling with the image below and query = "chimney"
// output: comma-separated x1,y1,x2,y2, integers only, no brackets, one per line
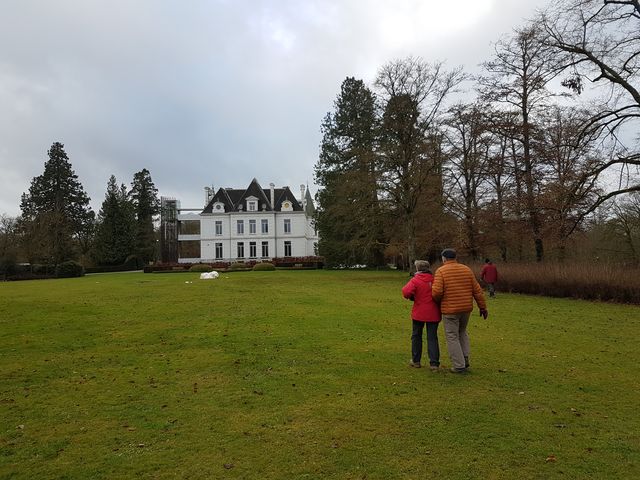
204,186,212,206
269,183,275,209
300,184,305,206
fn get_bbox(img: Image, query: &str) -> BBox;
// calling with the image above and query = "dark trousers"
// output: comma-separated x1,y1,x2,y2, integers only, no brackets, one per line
411,320,440,366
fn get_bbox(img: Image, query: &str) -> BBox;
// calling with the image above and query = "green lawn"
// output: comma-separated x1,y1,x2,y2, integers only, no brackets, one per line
1,270,638,479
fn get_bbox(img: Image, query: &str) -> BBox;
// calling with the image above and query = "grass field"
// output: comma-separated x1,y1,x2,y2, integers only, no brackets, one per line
1,270,639,479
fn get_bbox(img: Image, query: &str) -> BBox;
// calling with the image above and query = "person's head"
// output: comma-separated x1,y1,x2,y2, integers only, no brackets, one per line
485,258,491,264
441,248,457,262
414,260,431,273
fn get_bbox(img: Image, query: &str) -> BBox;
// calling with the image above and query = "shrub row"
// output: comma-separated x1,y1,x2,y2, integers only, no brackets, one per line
148,262,276,273
147,256,324,273
1,259,84,280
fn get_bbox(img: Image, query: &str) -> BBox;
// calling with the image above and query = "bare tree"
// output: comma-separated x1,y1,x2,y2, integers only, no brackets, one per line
540,0,640,212
0,214,18,259
534,105,603,258
478,25,564,261
482,109,521,261
442,103,493,260
375,57,465,267
609,192,640,262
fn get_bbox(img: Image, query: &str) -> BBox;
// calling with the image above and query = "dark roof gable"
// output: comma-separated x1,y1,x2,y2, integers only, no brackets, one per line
273,187,302,211
201,179,304,213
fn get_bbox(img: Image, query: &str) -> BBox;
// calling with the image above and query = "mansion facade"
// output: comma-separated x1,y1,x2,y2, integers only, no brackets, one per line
160,179,318,264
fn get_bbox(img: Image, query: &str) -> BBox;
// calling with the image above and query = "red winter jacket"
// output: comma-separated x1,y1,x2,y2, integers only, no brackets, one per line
402,272,441,322
481,263,498,283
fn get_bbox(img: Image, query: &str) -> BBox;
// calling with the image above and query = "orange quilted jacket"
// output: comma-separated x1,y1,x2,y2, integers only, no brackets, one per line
432,259,487,314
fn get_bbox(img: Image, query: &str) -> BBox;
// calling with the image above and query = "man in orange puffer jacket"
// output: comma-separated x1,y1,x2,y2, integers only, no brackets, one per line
431,249,488,373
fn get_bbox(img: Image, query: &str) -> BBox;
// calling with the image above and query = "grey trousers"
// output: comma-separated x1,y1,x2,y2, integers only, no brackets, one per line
443,312,471,370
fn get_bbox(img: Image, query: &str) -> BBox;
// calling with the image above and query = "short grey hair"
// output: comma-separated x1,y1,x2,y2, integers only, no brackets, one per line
414,260,431,272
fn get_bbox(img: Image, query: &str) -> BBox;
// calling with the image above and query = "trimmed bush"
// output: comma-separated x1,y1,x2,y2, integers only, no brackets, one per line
253,262,275,271
230,262,250,271
124,255,144,269
55,261,85,278
189,264,213,272
0,257,17,277
32,264,53,275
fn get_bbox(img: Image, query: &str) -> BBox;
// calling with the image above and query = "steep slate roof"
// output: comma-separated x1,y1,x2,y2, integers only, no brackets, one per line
304,187,315,216
201,179,304,214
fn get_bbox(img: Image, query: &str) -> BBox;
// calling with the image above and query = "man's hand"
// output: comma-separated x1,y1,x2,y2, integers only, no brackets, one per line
480,308,488,319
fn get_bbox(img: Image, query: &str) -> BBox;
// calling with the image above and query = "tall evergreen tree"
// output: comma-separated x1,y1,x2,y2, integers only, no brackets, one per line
314,77,385,267
19,142,94,264
93,175,136,265
130,169,159,263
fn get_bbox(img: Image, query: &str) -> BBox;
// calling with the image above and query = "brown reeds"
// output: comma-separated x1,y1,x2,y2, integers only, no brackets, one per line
470,262,640,304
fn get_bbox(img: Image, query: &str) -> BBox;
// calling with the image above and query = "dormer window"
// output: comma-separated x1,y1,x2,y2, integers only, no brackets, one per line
247,200,257,211
281,201,293,212
213,202,225,212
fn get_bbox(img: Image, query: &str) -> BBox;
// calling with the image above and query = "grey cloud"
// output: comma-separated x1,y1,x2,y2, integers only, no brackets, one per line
0,0,551,216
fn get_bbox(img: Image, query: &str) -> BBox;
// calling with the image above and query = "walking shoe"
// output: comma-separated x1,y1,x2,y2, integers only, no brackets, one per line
429,365,440,372
409,361,421,368
450,367,467,374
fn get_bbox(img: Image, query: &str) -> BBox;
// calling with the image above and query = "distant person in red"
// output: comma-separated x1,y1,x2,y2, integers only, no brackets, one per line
402,260,441,371
480,258,498,298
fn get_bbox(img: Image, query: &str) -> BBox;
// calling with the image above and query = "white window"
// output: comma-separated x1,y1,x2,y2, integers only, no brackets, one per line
261,241,269,258
215,220,222,235
249,241,257,258
215,242,223,259
237,220,244,235
284,240,292,257
248,201,257,211
237,242,244,258
249,220,256,234
261,219,268,234
284,219,291,234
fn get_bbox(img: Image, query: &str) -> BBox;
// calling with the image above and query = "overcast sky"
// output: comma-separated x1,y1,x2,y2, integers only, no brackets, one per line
0,0,552,216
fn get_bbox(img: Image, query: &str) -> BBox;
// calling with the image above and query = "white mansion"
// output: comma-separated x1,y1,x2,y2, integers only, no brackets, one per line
167,179,318,264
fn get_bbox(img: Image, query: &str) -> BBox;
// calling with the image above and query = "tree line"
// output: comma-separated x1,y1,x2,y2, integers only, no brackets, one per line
314,0,640,268
1,142,159,273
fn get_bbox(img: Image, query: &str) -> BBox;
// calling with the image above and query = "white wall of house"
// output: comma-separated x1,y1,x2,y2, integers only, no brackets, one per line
176,210,316,263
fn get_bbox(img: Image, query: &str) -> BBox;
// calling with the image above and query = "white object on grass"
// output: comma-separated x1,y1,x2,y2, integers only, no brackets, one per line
199,271,219,280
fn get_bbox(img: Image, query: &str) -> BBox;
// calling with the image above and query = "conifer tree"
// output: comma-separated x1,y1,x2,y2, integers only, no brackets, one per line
314,77,385,266
130,169,159,263
20,142,94,264
93,175,136,265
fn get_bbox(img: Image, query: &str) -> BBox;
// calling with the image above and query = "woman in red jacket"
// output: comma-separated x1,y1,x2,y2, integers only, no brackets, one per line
402,260,442,371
